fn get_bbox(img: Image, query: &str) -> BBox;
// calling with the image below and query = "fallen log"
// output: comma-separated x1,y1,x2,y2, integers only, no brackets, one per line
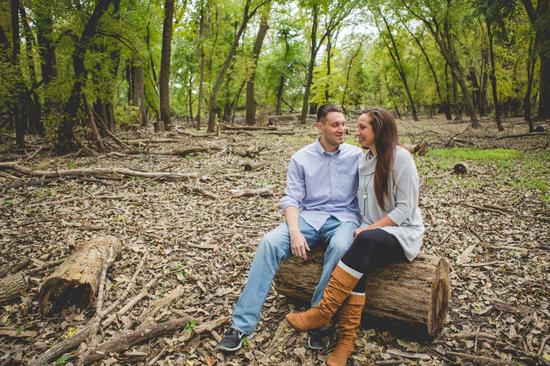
221,124,277,131
231,187,272,198
242,162,268,171
39,236,122,316
0,272,27,305
274,248,451,336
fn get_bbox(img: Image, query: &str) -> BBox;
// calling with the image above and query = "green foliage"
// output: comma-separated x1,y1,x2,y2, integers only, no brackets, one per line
54,354,71,365
185,319,197,331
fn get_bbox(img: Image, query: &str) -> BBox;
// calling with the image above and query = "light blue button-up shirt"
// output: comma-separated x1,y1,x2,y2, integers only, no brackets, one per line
280,139,363,230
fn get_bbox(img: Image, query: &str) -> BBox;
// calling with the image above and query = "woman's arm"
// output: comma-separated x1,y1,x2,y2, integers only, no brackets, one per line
354,215,396,237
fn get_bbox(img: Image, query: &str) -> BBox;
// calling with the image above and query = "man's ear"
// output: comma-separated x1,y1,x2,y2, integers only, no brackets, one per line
315,122,323,134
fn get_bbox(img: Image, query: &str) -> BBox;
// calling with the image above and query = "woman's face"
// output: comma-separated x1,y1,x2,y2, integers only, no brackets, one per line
356,113,376,149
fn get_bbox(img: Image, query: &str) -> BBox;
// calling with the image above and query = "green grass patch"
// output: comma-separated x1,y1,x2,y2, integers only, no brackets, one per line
425,147,523,170
430,147,523,161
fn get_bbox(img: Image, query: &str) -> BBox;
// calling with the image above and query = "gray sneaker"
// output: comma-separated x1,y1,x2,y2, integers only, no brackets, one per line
307,327,330,350
219,328,248,352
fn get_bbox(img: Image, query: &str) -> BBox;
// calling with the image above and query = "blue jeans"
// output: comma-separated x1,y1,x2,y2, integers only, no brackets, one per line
231,216,358,335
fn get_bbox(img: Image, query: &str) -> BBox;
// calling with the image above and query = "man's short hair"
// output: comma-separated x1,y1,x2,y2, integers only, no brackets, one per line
317,104,343,124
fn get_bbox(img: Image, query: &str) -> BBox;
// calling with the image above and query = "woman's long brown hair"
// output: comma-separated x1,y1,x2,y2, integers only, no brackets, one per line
362,108,398,210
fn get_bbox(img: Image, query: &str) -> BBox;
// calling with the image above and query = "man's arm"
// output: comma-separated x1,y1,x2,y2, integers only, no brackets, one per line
280,157,309,260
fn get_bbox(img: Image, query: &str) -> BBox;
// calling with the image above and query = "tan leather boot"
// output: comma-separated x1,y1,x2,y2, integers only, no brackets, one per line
286,265,361,332
326,293,365,366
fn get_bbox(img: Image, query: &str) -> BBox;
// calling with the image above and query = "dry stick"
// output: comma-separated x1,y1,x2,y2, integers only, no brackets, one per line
538,334,550,356
101,271,164,330
230,187,271,198
446,351,515,365
78,248,115,363
445,125,471,147
100,251,148,317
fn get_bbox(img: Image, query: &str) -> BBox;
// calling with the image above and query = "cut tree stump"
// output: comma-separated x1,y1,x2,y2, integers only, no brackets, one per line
38,235,122,316
0,272,27,305
274,247,451,336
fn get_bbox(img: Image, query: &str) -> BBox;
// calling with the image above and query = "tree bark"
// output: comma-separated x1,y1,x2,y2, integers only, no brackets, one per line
39,236,122,316
274,248,451,337
325,32,332,103
0,272,27,305
245,4,270,126
159,0,175,132
131,54,148,126
55,0,114,154
486,19,503,131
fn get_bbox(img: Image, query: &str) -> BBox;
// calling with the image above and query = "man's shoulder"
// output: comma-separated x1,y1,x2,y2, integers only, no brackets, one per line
291,141,319,160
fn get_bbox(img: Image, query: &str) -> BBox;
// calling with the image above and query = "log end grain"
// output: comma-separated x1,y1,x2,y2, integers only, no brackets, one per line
39,278,94,316
0,272,28,305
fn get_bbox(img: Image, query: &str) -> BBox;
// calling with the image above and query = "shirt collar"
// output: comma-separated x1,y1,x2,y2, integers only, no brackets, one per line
315,138,341,156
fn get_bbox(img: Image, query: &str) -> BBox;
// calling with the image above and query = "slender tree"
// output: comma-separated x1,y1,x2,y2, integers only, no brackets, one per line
245,2,271,125
159,0,175,131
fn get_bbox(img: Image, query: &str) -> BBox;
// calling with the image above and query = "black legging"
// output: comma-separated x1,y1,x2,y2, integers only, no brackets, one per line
340,228,406,293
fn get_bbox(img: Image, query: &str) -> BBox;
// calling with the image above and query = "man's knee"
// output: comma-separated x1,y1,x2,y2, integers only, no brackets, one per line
327,236,353,257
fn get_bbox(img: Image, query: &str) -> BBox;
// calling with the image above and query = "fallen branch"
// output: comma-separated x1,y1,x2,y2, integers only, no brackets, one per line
80,317,192,365
496,132,548,139
0,327,37,338
231,187,271,198
242,162,268,171
0,162,198,181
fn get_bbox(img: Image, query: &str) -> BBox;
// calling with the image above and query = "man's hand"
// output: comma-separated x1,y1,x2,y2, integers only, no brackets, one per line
290,230,310,260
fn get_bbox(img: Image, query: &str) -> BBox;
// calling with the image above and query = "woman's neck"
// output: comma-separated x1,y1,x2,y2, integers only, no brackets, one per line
369,145,377,156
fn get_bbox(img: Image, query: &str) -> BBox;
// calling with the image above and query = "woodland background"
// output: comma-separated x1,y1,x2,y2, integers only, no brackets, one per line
0,0,549,365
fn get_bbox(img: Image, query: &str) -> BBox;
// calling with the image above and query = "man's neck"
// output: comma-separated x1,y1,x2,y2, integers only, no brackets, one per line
319,137,338,152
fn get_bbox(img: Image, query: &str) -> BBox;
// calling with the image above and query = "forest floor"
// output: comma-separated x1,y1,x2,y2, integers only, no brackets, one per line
0,115,549,366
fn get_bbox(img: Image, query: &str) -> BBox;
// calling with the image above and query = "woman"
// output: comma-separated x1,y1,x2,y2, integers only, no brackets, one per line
286,107,424,366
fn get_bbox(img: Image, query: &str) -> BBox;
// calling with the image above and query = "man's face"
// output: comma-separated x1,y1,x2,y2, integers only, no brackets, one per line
317,112,347,148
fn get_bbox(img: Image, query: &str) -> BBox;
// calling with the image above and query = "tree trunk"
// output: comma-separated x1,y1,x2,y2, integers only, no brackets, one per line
275,35,290,115
403,23,451,120
196,0,205,129
245,5,270,126
324,32,332,103
39,236,122,316
131,54,148,126
0,272,27,305
524,37,536,131
19,3,44,136
187,73,194,123
35,5,56,85
380,13,419,121
341,41,362,111
55,0,114,154
10,0,26,149
486,19,503,131
159,0,174,132
207,0,259,132
274,248,450,337
522,0,550,120
300,4,318,124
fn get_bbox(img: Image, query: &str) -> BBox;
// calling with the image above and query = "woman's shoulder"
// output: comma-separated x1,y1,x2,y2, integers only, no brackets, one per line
394,145,413,162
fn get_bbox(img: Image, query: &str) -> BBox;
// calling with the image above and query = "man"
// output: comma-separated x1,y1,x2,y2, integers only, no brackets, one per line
219,104,362,351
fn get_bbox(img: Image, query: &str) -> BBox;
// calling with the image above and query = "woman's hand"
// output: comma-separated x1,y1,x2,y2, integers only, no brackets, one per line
354,225,374,238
